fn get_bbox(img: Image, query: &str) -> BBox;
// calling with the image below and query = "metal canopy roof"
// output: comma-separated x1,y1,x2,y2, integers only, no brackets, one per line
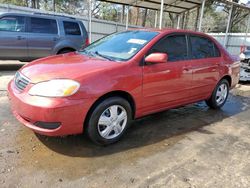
96,0,250,48
100,0,202,14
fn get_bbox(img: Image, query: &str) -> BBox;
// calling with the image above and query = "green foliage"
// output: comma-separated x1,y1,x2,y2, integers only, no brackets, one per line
1,0,249,33
0,0,28,6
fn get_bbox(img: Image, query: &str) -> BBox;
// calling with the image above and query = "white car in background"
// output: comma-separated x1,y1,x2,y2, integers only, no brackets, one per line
240,47,250,81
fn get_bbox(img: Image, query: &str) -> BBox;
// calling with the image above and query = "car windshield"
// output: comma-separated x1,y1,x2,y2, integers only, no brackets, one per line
81,30,159,61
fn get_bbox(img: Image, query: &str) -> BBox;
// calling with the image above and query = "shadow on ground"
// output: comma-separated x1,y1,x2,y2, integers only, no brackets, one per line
239,81,250,85
36,94,249,157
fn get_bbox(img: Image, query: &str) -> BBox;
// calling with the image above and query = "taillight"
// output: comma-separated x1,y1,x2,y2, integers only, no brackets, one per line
85,37,90,46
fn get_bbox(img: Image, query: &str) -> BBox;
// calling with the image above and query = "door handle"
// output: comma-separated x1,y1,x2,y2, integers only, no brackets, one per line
17,36,25,40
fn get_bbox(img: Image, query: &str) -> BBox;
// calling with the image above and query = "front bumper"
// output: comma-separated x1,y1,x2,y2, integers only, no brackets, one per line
8,80,93,136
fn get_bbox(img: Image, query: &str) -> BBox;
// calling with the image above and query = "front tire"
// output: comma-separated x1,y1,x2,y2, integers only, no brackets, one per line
206,79,229,109
86,97,132,145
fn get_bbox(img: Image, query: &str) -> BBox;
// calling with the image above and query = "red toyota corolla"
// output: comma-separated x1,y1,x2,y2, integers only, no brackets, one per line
8,29,240,145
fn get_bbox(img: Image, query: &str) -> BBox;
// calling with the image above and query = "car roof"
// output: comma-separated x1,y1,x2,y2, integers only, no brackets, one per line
128,27,212,38
0,12,78,21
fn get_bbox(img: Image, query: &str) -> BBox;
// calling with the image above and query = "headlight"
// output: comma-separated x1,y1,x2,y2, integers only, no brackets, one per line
28,79,80,97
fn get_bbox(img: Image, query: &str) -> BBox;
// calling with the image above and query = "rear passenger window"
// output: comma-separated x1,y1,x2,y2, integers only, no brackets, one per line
63,21,81,35
149,35,188,62
29,17,58,34
0,16,25,32
190,36,220,59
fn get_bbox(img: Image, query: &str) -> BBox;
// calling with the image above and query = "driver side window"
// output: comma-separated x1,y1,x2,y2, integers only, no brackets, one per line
0,16,25,32
148,35,188,62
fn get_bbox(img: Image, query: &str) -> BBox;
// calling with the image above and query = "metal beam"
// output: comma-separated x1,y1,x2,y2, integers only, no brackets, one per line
99,0,183,14
224,5,233,47
177,14,181,29
88,0,92,43
198,0,205,32
243,12,250,47
183,0,201,6
159,0,164,29
144,0,190,10
126,5,129,30
154,10,158,28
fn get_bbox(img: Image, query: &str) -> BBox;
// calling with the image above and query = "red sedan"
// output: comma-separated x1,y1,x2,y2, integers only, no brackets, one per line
8,29,240,145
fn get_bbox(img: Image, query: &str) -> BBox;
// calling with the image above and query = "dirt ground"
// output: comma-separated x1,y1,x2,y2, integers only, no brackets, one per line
0,66,250,188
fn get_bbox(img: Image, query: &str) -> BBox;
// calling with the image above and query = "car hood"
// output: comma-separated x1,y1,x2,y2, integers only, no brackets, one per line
20,52,120,83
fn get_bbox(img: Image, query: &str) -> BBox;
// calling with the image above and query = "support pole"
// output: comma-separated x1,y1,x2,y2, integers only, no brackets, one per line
195,6,200,31
177,14,181,29
154,10,158,28
244,13,250,47
198,0,206,31
88,0,92,43
126,6,129,30
159,0,164,29
224,5,233,47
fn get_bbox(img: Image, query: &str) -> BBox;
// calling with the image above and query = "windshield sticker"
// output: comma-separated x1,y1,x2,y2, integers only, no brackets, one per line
128,48,137,54
127,39,147,45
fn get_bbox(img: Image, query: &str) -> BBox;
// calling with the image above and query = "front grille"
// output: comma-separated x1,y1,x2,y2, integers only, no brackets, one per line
14,72,30,91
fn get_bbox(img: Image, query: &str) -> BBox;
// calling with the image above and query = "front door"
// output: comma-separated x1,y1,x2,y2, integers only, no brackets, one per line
142,34,192,114
0,15,28,60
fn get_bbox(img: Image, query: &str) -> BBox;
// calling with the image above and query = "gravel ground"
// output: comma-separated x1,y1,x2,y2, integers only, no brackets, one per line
0,68,250,188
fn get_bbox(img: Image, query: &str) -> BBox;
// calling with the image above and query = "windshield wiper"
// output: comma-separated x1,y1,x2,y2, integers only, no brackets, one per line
94,51,114,61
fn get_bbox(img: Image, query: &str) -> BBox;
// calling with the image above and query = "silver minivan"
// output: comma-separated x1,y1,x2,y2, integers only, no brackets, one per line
0,12,88,61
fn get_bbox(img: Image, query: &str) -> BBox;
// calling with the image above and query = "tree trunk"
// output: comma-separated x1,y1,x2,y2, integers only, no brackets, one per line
135,7,139,25
31,0,36,8
36,0,40,9
122,5,125,23
142,8,148,27
52,0,55,11
168,13,176,28
184,11,190,29
25,0,29,7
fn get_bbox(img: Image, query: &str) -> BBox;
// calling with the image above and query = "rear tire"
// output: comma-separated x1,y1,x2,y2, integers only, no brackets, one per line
86,97,132,145
206,79,229,109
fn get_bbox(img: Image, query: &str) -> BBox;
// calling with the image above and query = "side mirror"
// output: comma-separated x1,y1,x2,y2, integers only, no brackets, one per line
145,53,168,64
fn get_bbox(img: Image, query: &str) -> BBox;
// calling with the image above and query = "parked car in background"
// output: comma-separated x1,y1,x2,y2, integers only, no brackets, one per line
0,12,89,61
8,29,240,145
239,46,250,81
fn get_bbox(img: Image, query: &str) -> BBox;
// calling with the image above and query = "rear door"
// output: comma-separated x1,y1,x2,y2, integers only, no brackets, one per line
189,35,221,98
0,15,28,60
27,17,59,59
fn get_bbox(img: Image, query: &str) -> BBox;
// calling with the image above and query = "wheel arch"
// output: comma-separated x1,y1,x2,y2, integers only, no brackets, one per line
220,75,232,87
57,47,76,54
83,90,136,130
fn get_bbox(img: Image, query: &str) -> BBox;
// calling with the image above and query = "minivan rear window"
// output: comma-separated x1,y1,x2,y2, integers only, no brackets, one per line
63,21,81,35
29,17,58,34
